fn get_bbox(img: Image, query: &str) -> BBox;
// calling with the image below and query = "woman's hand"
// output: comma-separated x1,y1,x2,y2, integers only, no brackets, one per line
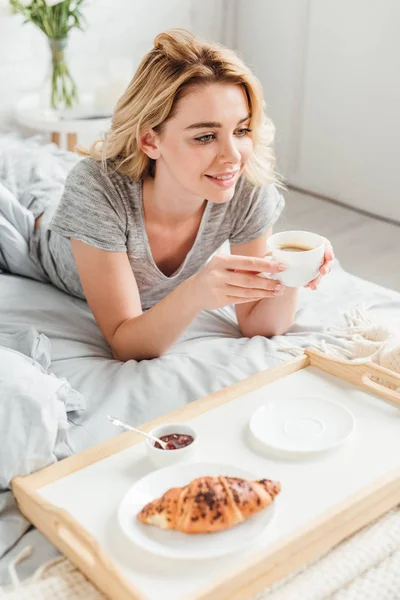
190,254,287,311
305,240,335,291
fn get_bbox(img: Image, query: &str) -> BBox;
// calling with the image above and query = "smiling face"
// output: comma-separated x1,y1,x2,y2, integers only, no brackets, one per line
147,83,254,204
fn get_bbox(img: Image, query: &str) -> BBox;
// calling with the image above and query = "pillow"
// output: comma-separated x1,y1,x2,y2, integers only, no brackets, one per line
0,346,84,489
0,328,51,369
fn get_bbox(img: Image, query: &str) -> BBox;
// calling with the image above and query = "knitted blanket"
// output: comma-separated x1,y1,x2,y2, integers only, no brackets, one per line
280,304,400,378
1,506,400,600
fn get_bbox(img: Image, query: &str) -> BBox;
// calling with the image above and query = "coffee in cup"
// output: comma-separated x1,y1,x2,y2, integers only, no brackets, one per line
266,231,327,287
277,243,315,253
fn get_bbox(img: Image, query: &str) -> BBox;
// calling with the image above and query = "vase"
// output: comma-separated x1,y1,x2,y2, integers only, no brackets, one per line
44,38,79,113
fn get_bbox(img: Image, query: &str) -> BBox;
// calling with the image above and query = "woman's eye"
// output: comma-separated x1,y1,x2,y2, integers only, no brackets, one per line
194,134,215,144
235,128,252,137
194,128,252,144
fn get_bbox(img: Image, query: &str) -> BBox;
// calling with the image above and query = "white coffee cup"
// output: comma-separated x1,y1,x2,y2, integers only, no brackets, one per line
266,230,326,288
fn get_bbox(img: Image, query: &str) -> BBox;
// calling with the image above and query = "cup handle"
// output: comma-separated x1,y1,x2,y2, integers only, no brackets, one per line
262,254,283,280
266,272,279,280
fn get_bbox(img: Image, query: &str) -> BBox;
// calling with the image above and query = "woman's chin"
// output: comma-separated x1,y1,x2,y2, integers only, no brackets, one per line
202,178,237,203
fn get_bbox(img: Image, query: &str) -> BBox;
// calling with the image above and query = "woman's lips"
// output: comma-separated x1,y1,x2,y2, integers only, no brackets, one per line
204,171,239,188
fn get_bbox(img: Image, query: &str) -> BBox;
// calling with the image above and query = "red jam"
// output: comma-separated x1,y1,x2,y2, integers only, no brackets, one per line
154,433,194,450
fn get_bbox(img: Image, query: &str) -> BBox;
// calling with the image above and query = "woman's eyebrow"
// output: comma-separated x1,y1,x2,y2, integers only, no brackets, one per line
184,113,251,130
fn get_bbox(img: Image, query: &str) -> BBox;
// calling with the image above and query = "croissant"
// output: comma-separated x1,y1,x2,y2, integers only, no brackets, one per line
137,476,280,534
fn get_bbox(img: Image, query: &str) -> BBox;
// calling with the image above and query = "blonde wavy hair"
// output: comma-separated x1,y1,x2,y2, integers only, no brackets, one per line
79,28,281,187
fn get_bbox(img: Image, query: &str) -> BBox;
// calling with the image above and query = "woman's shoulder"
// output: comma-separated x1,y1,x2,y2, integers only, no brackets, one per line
233,174,277,201
229,174,284,222
226,175,270,213
65,157,141,197
66,157,126,183
225,176,285,245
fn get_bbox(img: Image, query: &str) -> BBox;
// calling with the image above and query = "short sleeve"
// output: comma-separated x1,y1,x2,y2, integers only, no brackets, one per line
49,159,127,252
229,177,285,246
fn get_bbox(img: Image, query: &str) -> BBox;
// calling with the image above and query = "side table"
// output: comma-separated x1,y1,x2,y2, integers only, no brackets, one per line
15,94,111,152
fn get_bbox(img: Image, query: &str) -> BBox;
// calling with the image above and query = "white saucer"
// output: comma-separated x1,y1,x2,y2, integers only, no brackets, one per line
249,396,355,455
118,462,277,560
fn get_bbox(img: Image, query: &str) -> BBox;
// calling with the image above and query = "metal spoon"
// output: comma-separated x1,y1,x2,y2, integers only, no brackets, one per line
107,415,168,449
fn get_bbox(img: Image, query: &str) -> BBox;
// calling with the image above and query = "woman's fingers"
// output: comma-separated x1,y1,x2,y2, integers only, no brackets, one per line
218,254,287,275
305,253,333,289
227,296,270,305
227,291,282,304
321,262,332,275
226,283,284,299
227,270,282,291
324,240,335,262
306,273,324,290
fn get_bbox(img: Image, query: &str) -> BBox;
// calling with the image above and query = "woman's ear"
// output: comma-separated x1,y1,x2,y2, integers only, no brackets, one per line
139,129,161,159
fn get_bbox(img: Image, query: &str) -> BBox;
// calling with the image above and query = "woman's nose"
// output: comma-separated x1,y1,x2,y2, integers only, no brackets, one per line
219,138,241,163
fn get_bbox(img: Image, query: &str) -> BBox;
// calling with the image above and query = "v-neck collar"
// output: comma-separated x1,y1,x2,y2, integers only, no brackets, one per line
138,181,210,280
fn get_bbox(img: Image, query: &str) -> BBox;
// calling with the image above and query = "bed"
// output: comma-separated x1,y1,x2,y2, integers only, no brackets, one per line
1,134,399,597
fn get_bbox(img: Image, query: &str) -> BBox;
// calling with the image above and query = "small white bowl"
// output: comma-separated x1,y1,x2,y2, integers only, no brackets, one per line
146,422,198,469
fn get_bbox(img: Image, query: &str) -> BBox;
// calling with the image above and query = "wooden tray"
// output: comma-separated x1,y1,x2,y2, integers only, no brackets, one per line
12,350,400,600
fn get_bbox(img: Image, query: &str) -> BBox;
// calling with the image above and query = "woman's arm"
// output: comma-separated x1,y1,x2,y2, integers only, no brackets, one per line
71,239,201,362
230,229,299,338
71,238,283,361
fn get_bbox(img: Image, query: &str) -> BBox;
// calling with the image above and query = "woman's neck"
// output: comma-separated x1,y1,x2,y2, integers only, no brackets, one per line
142,176,206,227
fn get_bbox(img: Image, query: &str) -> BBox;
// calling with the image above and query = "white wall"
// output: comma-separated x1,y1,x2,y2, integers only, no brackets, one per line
0,0,224,129
235,0,307,178
235,0,400,222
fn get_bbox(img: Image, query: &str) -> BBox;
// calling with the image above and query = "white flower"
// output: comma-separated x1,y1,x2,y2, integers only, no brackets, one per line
44,0,65,6
18,0,33,5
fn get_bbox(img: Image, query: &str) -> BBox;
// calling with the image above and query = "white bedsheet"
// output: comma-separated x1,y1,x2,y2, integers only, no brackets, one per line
1,263,399,586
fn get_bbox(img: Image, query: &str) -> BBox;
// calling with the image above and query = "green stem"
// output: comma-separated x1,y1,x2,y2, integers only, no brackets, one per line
49,38,78,110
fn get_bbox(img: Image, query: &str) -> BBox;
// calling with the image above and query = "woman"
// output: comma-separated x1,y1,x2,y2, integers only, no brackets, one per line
33,29,333,361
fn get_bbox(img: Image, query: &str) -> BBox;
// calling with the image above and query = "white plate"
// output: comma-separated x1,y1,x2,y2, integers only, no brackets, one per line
249,396,355,455
118,462,277,560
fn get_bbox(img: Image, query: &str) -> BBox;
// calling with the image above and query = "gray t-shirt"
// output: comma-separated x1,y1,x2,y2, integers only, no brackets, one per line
41,158,284,310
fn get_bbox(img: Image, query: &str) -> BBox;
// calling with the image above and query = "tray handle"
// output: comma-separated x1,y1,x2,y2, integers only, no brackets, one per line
361,371,400,404
306,348,400,408
11,488,146,600
47,505,113,575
